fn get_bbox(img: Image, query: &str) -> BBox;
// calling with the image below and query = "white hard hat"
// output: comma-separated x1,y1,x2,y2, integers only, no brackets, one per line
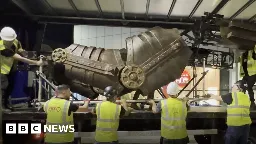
0,27,17,41
167,82,179,95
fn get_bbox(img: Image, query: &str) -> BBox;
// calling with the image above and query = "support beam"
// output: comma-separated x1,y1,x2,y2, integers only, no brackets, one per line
145,0,150,19
211,0,230,14
167,0,177,19
249,14,256,22
94,0,103,17
229,0,256,20
188,0,203,19
120,0,125,19
68,0,80,17
11,0,32,15
32,15,194,25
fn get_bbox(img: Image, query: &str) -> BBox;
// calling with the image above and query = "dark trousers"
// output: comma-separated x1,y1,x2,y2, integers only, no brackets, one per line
225,124,250,144
95,141,118,144
160,136,189,144
1,73,14,107
243,75,256,103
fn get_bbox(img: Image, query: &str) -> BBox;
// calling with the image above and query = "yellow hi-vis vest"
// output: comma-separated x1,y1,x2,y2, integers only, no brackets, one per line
227,92,252,126
95,101,121,142
240,46,256,77
161,98,188,139
44,98,74,143
0,39,21,74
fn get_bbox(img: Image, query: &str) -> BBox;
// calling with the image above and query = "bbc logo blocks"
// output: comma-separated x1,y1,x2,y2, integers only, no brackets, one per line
6,123,42,134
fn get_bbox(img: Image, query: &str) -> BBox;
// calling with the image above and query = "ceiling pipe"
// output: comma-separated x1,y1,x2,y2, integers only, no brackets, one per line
145,0,151,19
167,0,177,19
68,0,80,17
94,0,103,17
211,0,230,14
120,0,125,19
188,0,203,19
229,0,256,20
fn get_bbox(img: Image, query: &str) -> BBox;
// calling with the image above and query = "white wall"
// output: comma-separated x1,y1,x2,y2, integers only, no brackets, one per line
74,25,147,49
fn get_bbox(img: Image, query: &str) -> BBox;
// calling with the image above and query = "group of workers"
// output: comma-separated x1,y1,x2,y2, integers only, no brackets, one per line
0,26,254,144
43,80,251,144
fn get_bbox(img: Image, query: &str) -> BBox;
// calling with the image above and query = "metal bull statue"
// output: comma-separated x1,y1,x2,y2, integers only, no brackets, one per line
49,27,192,101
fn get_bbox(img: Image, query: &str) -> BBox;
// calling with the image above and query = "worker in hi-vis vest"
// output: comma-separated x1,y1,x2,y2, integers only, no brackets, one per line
206,80,251,144
239,46,256,109
0,26,43,111
92,86,131,144
43,84,90,144
148,82,189,144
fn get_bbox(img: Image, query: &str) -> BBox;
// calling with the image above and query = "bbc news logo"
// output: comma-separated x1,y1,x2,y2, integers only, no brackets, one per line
6,123,75,134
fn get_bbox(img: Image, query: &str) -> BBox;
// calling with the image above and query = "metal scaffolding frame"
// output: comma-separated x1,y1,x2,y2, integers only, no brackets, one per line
9,0,256,27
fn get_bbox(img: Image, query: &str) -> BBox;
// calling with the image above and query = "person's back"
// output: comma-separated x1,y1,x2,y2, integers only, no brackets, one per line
207,80,252,144
149,82,189,144
44,97,74,143
227,92,251,126
95,101,121,142
93,86,130,144
43,84,90,144
161,97,187,140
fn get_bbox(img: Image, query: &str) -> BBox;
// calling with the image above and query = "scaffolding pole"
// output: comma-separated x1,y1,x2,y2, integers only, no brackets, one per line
35,97,211,105
202,58,206,95
37,56,44,101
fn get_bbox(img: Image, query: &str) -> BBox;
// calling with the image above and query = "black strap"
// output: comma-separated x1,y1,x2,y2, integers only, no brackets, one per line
252,49,256,60
242,51,249,76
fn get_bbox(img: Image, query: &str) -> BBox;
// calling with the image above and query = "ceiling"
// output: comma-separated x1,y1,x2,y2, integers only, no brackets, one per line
3,0,256,28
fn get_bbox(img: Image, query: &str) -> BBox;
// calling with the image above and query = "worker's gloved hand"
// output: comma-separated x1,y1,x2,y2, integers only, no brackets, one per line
36,59,44,66
121,99,126,103
83,98,90,106
182,97,189,101
147,99,155,104
84,98,90,102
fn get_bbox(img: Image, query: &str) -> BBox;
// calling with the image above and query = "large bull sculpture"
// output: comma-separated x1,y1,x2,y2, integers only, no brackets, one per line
48,27,192,103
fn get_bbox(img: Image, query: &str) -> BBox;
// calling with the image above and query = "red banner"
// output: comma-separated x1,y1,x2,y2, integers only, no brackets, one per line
161,70,191,97
175,70,191,88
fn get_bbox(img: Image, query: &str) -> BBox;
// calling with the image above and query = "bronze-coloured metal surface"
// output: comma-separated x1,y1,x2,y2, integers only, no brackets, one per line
51,27,192,99
120,65,145,89
51,48,67,63
129,27,192,95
